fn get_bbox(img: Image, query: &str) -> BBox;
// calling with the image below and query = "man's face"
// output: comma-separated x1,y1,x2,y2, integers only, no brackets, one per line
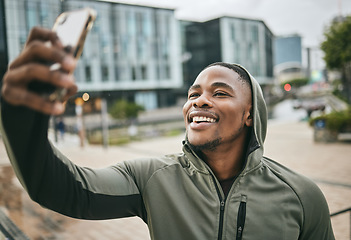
183,65,252,151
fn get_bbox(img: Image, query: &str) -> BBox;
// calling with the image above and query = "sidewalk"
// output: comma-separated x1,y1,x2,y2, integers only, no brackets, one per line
1,120,351,239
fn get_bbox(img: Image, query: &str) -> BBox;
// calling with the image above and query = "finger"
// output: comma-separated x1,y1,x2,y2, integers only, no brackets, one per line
26,27,62,48
2,85,65,115
4,63,75,89
62,85,78,102
10,41,76,72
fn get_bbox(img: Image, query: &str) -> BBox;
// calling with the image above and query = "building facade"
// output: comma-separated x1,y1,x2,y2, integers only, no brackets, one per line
1,0,182,110
183,16,274,89
274,34,305,84
0,0,8,82
1,1,277,110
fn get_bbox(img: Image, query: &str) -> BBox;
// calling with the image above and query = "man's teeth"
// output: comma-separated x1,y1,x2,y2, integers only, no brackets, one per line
193,116,216,123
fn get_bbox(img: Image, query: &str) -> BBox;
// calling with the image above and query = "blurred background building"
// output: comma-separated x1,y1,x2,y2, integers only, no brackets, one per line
0,0,278,112
274,34,305,84
182,16,274,90
0,0,7,85
0,0,182,112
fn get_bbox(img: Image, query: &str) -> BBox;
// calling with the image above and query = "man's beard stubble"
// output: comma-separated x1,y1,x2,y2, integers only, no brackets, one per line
186,116,245,153
188,137,222,152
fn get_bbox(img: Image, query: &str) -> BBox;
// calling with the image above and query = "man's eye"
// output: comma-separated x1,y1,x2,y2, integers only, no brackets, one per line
214,91,228,97
188,93,200,99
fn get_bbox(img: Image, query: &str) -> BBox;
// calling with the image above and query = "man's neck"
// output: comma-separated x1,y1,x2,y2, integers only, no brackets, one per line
201,142,246,181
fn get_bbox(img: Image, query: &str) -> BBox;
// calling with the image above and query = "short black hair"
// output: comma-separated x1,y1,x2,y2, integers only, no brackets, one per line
204,62,252,89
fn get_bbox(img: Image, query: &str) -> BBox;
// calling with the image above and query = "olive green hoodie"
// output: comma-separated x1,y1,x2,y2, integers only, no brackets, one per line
0,64,334,239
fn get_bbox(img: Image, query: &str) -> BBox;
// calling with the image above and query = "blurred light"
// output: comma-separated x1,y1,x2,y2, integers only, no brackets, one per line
311,70,323,82
82,93,90,102
284,83,292,92
75,97,84,106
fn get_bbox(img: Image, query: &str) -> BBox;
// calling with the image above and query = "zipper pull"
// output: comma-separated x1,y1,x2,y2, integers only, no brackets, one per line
237,226,243,238
236,195,247,240
220,200,225,211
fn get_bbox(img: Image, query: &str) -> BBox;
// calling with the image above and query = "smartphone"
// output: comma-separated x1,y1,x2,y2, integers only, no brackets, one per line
52,8,96,62
29,8,97,101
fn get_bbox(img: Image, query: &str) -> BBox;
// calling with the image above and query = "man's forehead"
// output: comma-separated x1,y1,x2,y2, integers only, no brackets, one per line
190,71,241,91
188,81,235,92
192,65,251,90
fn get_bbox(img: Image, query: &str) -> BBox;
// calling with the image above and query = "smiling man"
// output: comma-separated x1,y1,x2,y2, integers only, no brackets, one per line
0,28,334,240
183,63,253,185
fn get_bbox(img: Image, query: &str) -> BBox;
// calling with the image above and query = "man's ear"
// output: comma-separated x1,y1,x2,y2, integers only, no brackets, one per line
245,106,253,127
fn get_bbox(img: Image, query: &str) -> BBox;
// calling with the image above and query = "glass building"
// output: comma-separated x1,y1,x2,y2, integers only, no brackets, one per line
0,0,8,82
183,16,274,89
1,0,182,110
274,34,305,84
274,34,302,66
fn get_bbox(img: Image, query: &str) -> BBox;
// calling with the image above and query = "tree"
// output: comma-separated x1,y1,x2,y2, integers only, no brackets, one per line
109,99,144,123
321,15,351,103
280,78,309,88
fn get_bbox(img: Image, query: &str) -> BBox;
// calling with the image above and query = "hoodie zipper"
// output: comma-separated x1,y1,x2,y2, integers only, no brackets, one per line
183,142,250,240
211,175,248,240
236,195,247,240
210,174,226,240
218,200,226,240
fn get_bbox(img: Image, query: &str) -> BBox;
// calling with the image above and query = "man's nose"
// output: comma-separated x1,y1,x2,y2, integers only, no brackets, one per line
193,94,212,108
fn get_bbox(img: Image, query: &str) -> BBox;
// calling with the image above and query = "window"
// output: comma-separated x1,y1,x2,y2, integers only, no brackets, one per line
156,64,160,80
114,65,120,81
26,2,39,30
136,11,143,35
231,24,235,40
141,65,147,80
101,65,109,82
162,38,169,60
85,65,92,82
39,2,49,28
165,64,170,79
132,66,137,80
137,36,145,59
251,25,259,42
127,11,135,36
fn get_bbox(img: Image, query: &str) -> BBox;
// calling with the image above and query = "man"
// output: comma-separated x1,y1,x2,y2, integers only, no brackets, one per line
0,27,334,239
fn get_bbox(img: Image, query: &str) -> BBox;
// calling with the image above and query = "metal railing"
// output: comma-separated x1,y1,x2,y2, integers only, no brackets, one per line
0,209,29,240
330,207,351,240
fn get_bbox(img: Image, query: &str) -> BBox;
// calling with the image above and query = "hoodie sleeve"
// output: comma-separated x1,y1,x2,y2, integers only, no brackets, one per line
298,179,335,240
0,98,146,221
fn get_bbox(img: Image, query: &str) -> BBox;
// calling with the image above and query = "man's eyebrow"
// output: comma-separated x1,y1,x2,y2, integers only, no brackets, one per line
188,84,201,92
188,82,235,93
211,82,234,92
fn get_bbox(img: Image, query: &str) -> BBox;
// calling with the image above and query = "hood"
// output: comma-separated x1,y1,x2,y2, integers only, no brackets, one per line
239,64,267,171
182,63,268,173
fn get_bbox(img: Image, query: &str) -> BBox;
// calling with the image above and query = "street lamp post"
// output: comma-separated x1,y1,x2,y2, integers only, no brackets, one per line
101,98,109,149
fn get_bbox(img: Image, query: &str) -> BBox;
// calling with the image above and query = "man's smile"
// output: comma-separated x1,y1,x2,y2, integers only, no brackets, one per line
188,111,219,130
192,116,216,123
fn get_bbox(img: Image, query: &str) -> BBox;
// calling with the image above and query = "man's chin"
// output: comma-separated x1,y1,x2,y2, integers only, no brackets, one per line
188,138,221,152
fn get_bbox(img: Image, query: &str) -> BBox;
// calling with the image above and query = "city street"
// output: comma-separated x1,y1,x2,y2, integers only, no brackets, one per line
0,105,351,239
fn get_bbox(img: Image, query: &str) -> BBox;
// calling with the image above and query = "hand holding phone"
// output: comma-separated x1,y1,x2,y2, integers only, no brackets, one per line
29,8,97,101
2,8,96,115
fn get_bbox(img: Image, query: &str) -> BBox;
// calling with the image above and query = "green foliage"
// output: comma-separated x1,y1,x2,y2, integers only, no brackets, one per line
331,79,348,102
281,78,309,88
309,108,351,132
321,16,351,70
109,99,144,120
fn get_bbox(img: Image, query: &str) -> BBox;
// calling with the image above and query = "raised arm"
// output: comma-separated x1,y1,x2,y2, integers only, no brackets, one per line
0,27,146,220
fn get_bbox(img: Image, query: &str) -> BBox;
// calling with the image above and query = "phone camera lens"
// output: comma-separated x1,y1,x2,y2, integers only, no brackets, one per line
58,15,67,25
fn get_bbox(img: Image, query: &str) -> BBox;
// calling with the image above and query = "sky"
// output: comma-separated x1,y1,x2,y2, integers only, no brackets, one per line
111,0,351,48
